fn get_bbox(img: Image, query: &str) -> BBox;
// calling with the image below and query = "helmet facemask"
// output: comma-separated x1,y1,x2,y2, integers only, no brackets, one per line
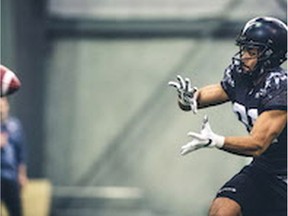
232,46,264,78
232,38,277,79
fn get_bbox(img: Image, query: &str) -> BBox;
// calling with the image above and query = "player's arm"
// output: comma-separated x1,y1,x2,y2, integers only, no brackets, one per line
18,164,28,187
196,84,229,109
169,75,230,112
180,110,286,157
222,110,287,157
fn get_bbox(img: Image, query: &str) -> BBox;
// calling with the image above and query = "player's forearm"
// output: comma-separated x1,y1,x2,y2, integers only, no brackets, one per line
222,110,286,157
18,164,28,187
197,84,229,109
18,164,27,177
221,136,268,157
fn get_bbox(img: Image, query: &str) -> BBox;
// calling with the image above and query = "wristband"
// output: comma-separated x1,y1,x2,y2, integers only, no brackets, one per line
214,135,225,148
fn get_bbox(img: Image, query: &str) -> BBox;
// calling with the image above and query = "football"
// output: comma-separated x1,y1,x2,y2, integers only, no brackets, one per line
0,65,21,97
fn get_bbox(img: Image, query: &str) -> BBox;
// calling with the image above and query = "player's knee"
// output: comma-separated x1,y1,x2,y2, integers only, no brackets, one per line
209,197,241,216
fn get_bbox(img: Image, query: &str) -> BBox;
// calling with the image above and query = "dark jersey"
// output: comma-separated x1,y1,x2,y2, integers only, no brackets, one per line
221,64,287,176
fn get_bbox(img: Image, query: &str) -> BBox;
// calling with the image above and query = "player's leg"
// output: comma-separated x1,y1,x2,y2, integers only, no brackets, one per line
264,176,287,216
1,179,23,216
211,164,285,216
210,165,261,216
209,197,241,216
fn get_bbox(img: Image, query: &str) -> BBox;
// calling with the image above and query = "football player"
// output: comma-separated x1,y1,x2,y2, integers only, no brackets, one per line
169,17,287,216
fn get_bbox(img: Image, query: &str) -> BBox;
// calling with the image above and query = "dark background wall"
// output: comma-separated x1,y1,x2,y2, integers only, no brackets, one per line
1,0,48,177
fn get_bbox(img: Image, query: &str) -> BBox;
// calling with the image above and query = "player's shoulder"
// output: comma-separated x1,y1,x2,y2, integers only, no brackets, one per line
266,67,287,78
263,67,287,89
223,62,243,79
222,63,240,86
256,67,287,99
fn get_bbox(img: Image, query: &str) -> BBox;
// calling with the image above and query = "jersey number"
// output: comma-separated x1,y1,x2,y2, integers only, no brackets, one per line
233,102,258,131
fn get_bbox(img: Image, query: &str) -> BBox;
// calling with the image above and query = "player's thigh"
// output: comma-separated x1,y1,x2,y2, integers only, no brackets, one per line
209,197,242,216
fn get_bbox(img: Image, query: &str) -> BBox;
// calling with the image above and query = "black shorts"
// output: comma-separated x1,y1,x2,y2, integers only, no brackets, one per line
216,164,287,216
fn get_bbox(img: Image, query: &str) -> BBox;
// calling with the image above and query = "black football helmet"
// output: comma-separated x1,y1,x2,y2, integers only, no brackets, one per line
234,16,287,75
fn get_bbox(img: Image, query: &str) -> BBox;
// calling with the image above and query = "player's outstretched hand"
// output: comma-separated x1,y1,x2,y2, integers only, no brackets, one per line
180,115,225,155
168,75,198,114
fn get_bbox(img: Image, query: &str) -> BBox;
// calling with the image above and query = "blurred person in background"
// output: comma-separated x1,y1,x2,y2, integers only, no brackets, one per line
169,17,287,216
1,97,28,216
